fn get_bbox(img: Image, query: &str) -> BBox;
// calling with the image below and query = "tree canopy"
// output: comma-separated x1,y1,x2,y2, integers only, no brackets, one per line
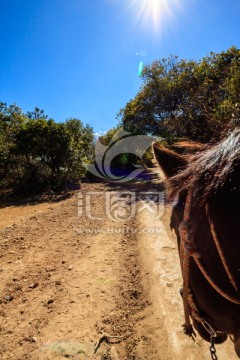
119,46,240,143
0,103,94,198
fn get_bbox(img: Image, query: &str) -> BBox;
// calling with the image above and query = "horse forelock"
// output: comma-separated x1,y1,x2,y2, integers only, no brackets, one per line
167,128,240,206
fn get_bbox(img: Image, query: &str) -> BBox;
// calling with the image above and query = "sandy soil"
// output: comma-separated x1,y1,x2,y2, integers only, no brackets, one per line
0,178,237,359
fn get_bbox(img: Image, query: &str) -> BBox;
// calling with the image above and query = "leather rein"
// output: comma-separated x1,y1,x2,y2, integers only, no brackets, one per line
179,189,240,341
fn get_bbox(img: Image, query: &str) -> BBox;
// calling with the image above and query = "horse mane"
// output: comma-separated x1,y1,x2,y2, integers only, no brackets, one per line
172,141,206,152
167,128,240,205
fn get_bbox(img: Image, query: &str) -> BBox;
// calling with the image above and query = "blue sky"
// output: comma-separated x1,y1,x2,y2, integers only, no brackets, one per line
1,0,240,133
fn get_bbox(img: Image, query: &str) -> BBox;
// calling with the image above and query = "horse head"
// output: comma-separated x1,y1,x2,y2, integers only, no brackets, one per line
153,130,240,357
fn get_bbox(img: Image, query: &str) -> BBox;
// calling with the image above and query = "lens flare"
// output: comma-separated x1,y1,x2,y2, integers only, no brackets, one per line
138,61,144,76
129,0,182,32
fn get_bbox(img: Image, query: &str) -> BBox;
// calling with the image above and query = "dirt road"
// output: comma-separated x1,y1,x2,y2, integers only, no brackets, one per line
0,179,237,359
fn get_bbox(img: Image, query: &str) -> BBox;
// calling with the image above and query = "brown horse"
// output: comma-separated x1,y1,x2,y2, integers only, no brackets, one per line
153,128,240,358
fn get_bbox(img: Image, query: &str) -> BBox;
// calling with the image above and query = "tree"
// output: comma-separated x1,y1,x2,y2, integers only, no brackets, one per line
64,118,94,181
119,47,240,143
0,102,28,193
26,107,48,120
14,119,71,188
0,103,94,197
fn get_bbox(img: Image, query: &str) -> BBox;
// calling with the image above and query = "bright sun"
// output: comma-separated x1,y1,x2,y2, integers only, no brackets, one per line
130,0,181,32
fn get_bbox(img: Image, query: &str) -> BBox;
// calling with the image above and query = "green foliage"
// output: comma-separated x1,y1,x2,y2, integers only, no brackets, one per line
26,107,48,120
98,126,154,170
98,127,136,171
98,127,120,146
119,47,240,143
64,118,94,181
0,103,94,197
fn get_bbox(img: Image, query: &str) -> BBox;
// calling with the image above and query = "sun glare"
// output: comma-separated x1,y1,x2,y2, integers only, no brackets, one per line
129,0,182,32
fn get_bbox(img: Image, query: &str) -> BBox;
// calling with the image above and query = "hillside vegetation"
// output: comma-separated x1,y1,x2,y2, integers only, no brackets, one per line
0,104,94,198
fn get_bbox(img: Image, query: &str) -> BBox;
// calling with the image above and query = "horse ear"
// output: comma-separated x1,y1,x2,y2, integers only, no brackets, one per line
152,143,188,179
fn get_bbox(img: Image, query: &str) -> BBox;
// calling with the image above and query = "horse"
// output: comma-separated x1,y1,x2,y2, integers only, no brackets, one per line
153,128,240,358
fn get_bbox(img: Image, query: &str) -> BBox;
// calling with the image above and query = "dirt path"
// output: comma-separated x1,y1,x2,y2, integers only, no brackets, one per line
0,180,237,359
